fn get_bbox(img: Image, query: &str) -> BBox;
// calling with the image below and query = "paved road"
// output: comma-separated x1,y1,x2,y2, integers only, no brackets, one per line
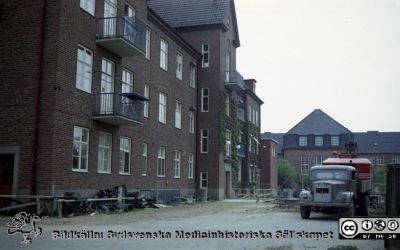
0,200,384,250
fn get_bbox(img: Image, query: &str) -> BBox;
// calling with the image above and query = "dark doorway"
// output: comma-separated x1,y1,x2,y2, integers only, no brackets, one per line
0,154,14,206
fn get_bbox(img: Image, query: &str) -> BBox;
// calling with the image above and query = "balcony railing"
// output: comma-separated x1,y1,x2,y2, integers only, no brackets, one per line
237,143,246,158
96,16,147,57
225,71,246,91
92,92,147,126
236,106,245,122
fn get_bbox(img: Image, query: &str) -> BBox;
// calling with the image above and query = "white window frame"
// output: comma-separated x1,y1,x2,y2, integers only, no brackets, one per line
189,110,195,134
174,151,181,178
145,30,151,60
376,156,384,166
72,126,89,172
314,155,323,165
331,135,339,146
392,156,400,164
98,132,112,173
248,105,252,121
255,110,259,127
176,52,183,80
160,39,168,71
200,172,208,189
157,147,166,177
119,137,131,175
188,153,194,179
299,136,308,146
80,0,95,16
226,129,232,158
159,93,167,124
201,44,210,68
175,101,182,129
201,88,209,112
189,63,196,88
200,129,209,153
315,136,323,146
141,143,148,176
301,155,309,174
76,45,93,93
143,84,149,118
121,69,133,94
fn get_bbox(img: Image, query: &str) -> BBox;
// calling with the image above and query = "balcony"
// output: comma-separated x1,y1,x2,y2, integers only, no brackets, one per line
96,16,147,57
236,106,245,122
237,143,246,158
224,71,246,91
92,93,147,126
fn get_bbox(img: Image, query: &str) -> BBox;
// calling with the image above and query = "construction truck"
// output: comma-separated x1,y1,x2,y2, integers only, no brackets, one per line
299,143,372,219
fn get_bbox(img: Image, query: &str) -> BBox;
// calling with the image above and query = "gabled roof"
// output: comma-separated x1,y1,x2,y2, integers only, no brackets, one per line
354,132,400,154
148,0,229,28
287,109,352,135
147,0,240,46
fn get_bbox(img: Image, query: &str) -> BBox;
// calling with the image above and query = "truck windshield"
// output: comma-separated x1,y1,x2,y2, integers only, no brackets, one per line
311,169,349,181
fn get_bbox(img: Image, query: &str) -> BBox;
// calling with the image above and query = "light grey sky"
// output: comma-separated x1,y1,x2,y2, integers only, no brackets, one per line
235,0,400,133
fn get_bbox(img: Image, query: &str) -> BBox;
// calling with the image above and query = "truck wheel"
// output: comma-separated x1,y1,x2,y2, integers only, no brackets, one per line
300,206,311,219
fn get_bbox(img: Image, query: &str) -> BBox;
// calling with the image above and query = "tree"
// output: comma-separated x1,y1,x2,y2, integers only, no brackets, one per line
278,158,299,189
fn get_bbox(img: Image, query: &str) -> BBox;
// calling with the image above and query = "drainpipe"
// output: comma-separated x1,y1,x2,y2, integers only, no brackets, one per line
31,0,46,195
195,62,200,200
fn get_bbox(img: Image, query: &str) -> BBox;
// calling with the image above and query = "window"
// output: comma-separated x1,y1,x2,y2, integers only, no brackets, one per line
141,143,148,176
248,105,252,121
143,84,149,118
76,45,93,93
174,151,181,178
72,126,89,171
160,39,168,70
226,129,232,158
176,52,183,80
225,95,230,116
376,156,384,165
255,110,259,127
119,137,131,174
392,156,400,164
255,138,259,155
331,135,339,146
315,155,323,165
80,0,95,16
157,147,166,177
299,136,308,146
315,136,323,146
188,153,194,179
175,101,182,129
201,44,209,68
271,147,276,158
200,172,208,189
159,93,167,124
145,30,151,59
369,157,376,165
201,129,209,153
189,63,196,88
225,51,231,82
301,155,309,174
189,110,195,134
98,132,112,173
201,88,209,112
252,109,256,125
121,69,133,94
248,134,252,153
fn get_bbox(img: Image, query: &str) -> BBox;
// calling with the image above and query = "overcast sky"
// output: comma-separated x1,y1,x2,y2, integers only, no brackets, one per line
235,0,400,133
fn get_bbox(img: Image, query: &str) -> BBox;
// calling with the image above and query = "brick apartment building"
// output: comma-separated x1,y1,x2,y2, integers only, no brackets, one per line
0,0,262,201
265,109,400,189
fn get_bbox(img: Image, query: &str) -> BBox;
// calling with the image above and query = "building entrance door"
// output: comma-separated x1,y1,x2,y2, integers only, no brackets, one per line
0,154,14,207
